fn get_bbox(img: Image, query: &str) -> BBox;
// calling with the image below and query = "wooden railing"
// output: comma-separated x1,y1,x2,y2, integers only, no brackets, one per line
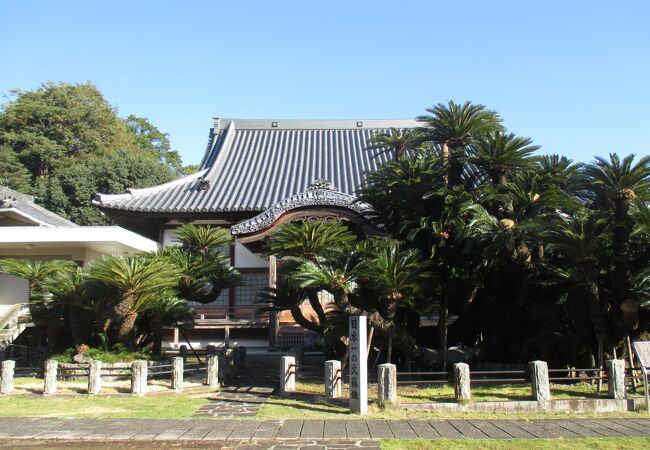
193,305,269,322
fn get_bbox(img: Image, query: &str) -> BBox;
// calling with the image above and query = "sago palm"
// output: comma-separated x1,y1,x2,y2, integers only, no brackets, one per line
0,258,76,349
267,221,356,261
542,212,611,366
417,100,502,185
367,128,426,160
467,132,539,186
88,254,181,345
175,223,232,256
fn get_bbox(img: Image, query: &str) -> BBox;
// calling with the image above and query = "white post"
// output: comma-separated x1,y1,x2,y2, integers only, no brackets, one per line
1,360,15,395
131,360,148,396
325,360,341,399
377,363,397,407
206,355,219,387
280,356,295,395
43,359,58,395
172,357,184,391
530,360,550,401
454,362,471,401
349,315,368,414
87,360,102,395
606,359,626,400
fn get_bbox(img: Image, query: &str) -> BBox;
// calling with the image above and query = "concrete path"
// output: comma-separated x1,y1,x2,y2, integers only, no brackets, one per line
0,417,648,443
193,386,275,417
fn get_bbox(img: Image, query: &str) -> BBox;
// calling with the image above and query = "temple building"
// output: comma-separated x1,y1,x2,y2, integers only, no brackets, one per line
93,118,418,350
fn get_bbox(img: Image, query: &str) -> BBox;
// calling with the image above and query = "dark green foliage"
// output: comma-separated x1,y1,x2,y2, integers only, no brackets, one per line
0,145,31,192
126,115,183,173
357,100,650,369
0,81,187,224
43,149,176,225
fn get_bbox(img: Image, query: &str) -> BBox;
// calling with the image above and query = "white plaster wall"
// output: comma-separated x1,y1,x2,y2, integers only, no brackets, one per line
162,229,180,248
234,240,268,269
0,273,28,305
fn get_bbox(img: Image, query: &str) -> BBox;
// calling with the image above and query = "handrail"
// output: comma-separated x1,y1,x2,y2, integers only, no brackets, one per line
0,303,27,330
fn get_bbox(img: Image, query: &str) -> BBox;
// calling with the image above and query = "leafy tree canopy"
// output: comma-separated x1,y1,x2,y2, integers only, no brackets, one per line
0,81,192,224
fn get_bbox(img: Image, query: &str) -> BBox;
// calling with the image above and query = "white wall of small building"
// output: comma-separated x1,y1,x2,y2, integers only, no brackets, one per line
162,227,269,269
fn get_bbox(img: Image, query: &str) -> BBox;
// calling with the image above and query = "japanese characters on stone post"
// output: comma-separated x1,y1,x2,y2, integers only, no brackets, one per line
348,315,368,414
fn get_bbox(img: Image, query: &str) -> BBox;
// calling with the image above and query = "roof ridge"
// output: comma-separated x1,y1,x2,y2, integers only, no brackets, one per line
214,118,420,130
94,169,208,202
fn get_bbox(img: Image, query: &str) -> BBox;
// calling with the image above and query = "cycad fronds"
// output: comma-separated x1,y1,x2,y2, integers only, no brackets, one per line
267,221,356,260
367,128,426,159
467,132,539,185
417,100,502,149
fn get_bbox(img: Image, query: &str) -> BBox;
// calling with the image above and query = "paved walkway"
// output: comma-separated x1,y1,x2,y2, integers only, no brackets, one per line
193,386,275,417
0,417,648,443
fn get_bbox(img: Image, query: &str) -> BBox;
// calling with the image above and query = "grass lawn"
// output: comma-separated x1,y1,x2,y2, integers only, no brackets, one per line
0,395,209,419
398,383,608,403
380,437,650,450
255,380,649,420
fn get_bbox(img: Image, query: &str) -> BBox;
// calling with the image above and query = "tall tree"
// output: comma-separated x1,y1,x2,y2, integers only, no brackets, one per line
0,145,31,192
467,132,539,186
44,149,176,225
367,128,426,160
126,115,184,173
0,82,134,178
417,101,502,186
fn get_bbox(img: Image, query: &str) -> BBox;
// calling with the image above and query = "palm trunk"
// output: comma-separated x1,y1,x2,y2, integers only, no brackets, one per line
439,287,449,372
115,312,138,344
289,306,321,333
442,141,450,186
307,290,327,330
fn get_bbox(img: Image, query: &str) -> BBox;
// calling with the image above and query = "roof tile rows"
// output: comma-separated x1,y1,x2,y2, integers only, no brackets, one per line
94,119,418,214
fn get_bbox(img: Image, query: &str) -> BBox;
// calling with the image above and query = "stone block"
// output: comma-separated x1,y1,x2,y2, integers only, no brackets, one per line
43,359,58,395
172,357,184,391
131,360,148,396
87,360,102,395
0,360,15,395
280,356,295,395
606,359,626,400
378,363,397,407
530,360,550,401
454,362,471,401
325,360,341,399
206,355,219,387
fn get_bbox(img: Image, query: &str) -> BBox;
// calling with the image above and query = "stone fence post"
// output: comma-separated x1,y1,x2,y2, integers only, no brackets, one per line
131,360,148,396
1,360,15,395
280,356,295,395
87,360,102,395
206,355,219,387
606,359,626,400
378,363,397,407
530,360,550,401
172,357,184,391
43,359,58,395
454,363,471,401
325,360,341,400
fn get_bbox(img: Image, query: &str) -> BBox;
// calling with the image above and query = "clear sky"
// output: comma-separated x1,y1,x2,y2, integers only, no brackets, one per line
1,1,649,166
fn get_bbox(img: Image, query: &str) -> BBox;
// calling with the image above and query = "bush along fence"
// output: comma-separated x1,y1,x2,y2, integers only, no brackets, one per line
279,357,642,411
0,347,245,396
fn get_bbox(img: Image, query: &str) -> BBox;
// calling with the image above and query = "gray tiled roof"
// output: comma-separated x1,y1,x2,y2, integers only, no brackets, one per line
94,118,418,214
0,185,78,227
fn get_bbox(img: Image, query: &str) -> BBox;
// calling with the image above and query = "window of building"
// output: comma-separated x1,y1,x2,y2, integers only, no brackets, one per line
236,272,269,305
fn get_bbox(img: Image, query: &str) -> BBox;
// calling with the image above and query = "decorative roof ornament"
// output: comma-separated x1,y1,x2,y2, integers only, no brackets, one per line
307,179,335,191
0,196,17,208
231,183,374,236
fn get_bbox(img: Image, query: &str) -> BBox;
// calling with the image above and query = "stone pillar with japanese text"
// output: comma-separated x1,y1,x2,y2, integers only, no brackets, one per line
348,315,368,414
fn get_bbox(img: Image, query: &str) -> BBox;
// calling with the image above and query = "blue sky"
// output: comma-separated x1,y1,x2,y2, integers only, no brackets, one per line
1,1,649,166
